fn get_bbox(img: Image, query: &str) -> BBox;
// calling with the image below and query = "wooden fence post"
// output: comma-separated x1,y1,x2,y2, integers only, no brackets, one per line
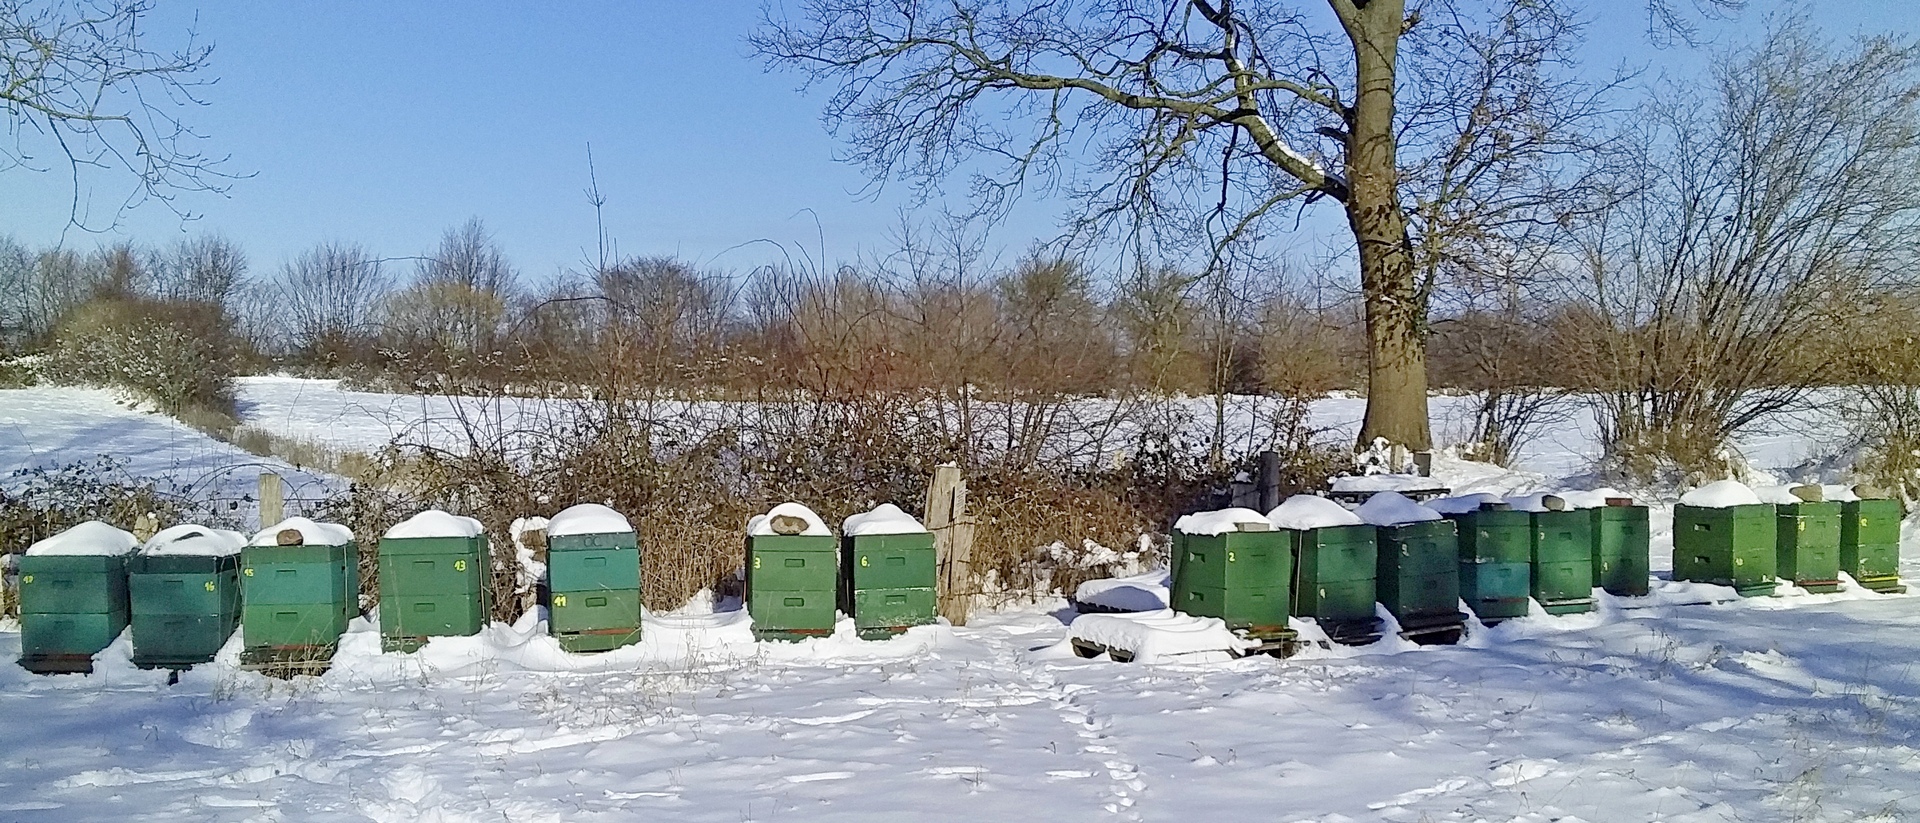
927,464,975,626
259,471,285,530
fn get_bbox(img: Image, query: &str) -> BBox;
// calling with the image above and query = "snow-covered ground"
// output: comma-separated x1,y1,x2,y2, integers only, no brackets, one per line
1,581,1917,822
0,378,1910,822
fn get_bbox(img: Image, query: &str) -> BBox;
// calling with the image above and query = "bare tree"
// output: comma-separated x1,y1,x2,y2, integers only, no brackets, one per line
277,242,387,355
2,0,232,228
756,0,1618,456
146,234,246,306
1565,24,1920,482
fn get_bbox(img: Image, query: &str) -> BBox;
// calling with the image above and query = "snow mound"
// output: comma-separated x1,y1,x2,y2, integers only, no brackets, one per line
748,502,831,537
1426,493,1503,516
547,503,633,538
1558,488,1630,509
1356,492,1444,526
1067,610,1254,662
1266,495,1364,530
26,520,139,556
385,510,485,539
143,524,246,557
249,516,353,547
1073,570,1171,612
1173,507,1272,536
842,503,928,536
1679,480,1764,509
1331,474,1450,494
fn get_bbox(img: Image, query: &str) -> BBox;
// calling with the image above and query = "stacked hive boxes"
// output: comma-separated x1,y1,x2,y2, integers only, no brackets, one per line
1672,480,1778,597
1359,493,1465,643
1272,495,1380,645
1527,497,1595,616
240,517,358,665
17,521,139,674
378,511,490,652
1441,499,1532,624
745,503,839,641
1169,508,1294,647
840,504,938,640
545,504,643,652
1841,497,1906,593
129,525,246,670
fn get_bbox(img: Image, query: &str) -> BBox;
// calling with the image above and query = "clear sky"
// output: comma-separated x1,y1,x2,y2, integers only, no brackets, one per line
2,0,1915,285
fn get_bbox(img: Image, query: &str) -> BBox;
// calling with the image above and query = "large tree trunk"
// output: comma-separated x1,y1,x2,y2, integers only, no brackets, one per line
1335,0,1432,452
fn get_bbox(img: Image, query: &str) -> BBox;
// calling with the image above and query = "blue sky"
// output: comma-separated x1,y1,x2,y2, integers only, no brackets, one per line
2,1,1915,284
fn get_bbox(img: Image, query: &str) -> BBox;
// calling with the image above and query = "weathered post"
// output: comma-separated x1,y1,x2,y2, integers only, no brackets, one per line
926,464,975,626
1258,450,1282,512
259,471,285,531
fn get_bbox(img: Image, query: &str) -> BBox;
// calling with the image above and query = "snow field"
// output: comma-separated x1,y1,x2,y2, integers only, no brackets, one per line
2,580,1918,821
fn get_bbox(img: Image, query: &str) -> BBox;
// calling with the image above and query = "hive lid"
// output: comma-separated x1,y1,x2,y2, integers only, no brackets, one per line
748,502,831,537
1173,508,1273,536
547,503,633,538
843,503,928,536
143,524,247,557
250,516,354,547
1266,495,1364,530
384,510,485,539
26,520,139,557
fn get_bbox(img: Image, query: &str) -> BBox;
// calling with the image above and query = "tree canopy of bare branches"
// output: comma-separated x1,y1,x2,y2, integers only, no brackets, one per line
1,0,232,228
755,0,1613,455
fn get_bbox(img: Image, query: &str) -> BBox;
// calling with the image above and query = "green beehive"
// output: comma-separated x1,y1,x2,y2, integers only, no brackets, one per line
1776,499,1842,593
1290,523,1381,645
17,521,138,675
241,518,358,664
1592,502,1651,597
545,503,642,653
1530,507,1595,615
1672,502,1777,596
1371,516,1465,642
1169,509,1294,642
129,526,246,670
1449,506,1532,623
840,504,937,640
1841,497,1905,593
746,504,840,641
378,511,490,653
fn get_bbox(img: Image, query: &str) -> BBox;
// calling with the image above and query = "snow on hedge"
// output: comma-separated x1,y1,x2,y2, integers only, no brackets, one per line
1173,507,1271,536
842,503,928,536
143,524,247,557
1679,479,1764,508
249,517,354,547
26,520,139,556
547,503,633,538
1266,495,1363,530
1355,492,1444,526
385,510,485,539
1066,609,1253,662
748,502,831,536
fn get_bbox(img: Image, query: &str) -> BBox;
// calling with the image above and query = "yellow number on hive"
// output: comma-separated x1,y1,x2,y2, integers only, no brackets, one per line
204,581,216,591
454,560,467,572
244,568,254,577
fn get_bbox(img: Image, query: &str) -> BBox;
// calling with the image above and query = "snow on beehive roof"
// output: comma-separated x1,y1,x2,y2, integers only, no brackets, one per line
26,520,139,556
1425,493,1503,516
1558,488,1630,509
250,516,354,547
1678,479,1764,508
747,502,831,536
1823,484,1863,503
143,524,247,556
384,510,485,539
843,503,927,536
1266,495,1364,530
547,503,633,538
1173,507,1272,536
1355,492,1444,526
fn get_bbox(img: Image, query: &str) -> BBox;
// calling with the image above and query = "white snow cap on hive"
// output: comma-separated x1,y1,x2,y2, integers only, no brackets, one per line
1678,479,1764,508
26,520,139,556
1425,493,1503,516
250,517,353,547
1355,492,1444,526
843,503,928,536
1558,488,1629,509
1823,484,1863,503
1173,507,1272,536
547,503,633,538
1266,495,1364,530
1503,493,1566,513
747,502,831,536
143,524,247,557
384,510,485,539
